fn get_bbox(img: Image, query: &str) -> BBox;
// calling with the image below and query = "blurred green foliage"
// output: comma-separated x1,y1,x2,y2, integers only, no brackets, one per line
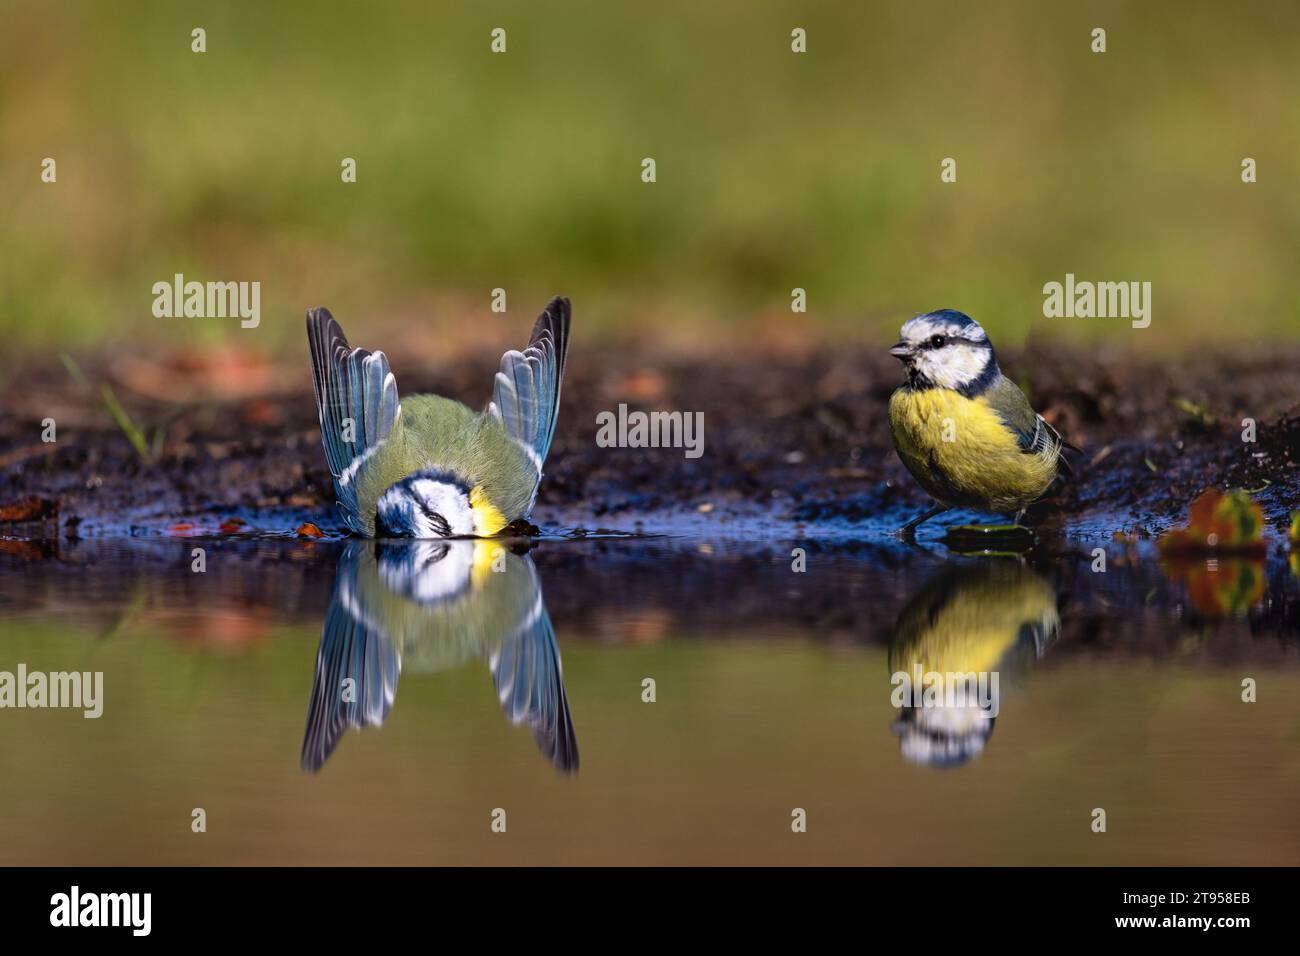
2,0,1298,364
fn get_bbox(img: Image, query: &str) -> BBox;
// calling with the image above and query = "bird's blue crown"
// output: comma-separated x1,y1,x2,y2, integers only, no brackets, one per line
918,309,977,331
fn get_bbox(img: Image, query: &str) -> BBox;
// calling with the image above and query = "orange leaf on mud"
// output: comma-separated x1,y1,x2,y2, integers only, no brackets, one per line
0,496,58,522
1158,489,1264,554
295,522,325,538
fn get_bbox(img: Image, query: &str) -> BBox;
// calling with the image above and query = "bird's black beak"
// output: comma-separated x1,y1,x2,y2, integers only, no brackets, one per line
889,342,912,361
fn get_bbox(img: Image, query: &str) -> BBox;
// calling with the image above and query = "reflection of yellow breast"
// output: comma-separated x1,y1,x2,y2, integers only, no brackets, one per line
470,485,508,537
890,565,1059,675
888,387,1055,511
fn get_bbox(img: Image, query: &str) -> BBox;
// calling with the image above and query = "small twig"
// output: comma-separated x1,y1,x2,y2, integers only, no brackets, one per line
0,443,62,469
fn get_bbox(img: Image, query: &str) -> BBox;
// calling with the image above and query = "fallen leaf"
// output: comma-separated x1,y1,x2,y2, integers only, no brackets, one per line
0,497,59,522
1158,489,1265,555
296,522,325,538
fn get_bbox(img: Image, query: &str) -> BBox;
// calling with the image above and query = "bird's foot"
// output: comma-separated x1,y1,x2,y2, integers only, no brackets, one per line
897,504,951,535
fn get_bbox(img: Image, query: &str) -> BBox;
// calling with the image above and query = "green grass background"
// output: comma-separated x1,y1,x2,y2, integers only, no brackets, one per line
2,0,1298,365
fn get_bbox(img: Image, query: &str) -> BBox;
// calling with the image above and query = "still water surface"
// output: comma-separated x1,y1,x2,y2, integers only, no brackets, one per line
1,526,1297,864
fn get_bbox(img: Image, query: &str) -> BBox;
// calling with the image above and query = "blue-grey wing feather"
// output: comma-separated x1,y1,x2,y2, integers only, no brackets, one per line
301,544,401,771
984,375,1056,450
489,297,570,477
489,591,579,773
307,308,401,531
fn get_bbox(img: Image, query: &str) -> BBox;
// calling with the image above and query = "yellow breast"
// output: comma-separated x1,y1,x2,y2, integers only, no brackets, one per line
888,387,1057,512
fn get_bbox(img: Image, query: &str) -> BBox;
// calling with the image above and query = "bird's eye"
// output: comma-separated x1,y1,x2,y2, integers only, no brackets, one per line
929,334,946,348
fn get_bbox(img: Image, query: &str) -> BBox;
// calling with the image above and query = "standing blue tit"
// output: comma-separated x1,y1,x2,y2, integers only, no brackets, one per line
887,309,1070,534
307,297,570,537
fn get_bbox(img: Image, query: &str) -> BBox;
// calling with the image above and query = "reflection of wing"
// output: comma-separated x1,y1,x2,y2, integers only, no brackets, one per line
490,596,579,773
301,543,401,772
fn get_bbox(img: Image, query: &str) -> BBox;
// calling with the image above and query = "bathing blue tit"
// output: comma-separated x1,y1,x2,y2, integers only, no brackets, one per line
887,309,1071,533
307,297,571,538
301,539,578,773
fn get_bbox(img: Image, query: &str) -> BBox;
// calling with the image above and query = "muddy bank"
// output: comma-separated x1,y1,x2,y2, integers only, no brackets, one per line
1,343,1297,537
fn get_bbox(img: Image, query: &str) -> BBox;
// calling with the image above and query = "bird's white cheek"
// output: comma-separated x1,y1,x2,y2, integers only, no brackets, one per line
926,348,987,390
442,500,473,536
916,354,946,385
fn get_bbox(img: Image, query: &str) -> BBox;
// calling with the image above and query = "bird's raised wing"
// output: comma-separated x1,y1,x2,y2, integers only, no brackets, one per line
307,308,402,532
488,297,570,481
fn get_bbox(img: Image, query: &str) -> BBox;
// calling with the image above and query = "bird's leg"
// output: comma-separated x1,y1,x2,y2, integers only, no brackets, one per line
899,504,950,536
1013,508,1026,528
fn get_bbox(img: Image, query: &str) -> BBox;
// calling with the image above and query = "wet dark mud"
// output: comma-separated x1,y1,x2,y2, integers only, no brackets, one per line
1,342,1297,540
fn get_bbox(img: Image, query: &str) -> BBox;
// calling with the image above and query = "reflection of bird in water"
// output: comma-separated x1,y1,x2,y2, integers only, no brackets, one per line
301,539,578,773
889,560,1058,768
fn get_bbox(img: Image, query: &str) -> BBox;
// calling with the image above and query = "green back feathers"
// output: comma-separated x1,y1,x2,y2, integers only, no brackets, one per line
356,396,538,529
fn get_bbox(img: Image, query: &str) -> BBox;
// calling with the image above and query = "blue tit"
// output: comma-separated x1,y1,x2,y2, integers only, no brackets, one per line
889,561,1059,768
887,309,1071,533
302,538,578,773
307,297,570,537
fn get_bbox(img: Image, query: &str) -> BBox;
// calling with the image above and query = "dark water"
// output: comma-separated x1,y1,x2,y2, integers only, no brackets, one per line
1,518,1298,865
